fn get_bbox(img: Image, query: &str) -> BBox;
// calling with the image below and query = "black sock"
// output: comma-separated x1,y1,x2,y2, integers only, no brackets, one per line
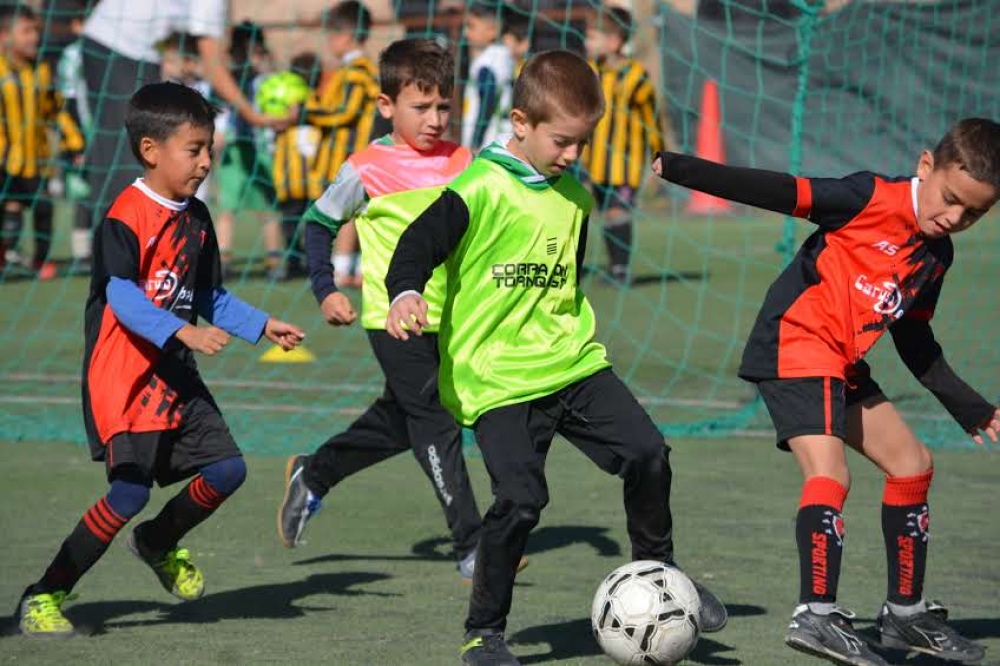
603,220,633,275
882,470,933,605
2,209,22,253
32,200,54,265
138,475,225,553
796,477,848,605
34,497,128,594
797,505,845,604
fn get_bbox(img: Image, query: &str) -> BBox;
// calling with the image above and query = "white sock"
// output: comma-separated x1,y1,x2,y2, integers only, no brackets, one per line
799,602,839,616
886,599,927,617
71,229,91,260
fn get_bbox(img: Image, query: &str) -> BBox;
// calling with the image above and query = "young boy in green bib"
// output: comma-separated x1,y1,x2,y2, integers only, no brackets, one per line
385,49,728,665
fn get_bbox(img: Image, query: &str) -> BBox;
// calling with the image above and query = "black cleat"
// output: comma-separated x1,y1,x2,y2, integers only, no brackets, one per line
691,578,728,633
460,630,520,665
786,606,888,666
878,602,986,663
277,454,322,548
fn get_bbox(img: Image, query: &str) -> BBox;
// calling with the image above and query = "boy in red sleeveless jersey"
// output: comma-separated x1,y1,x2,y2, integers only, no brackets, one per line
16,82,304,638
655,117,1000,666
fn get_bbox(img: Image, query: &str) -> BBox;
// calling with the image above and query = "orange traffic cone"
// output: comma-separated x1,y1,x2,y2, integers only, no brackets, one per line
686,79,732,215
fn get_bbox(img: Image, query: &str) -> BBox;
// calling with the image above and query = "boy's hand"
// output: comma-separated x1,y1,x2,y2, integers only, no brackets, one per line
386,293,429,341
969,407,1000,446
176,324,230,355
320,292,357,326
264,318,306,351
651,154,664,177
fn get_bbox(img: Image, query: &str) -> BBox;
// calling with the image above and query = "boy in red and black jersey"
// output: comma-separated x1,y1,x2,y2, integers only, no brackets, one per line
16,82,305,638
655,117,1000,666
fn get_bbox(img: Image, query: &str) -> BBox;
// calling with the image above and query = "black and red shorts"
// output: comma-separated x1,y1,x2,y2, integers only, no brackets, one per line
103,394,241,486
755,362,884,450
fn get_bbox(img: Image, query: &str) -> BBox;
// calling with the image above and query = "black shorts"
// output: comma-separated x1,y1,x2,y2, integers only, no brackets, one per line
0,175,44,204
756,363,884,451
104,394,241,486
592,183,637,212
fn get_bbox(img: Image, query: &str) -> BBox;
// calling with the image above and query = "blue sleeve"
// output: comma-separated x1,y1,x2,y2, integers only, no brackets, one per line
306,221,337,304
473,67,498,150
195,287,269,344
106,277,188,349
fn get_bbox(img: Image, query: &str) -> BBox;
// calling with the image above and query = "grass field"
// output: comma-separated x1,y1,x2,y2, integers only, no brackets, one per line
1,196,998,663
1,438,998,665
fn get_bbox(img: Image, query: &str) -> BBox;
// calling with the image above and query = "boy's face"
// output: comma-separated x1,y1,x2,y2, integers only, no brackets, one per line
465,14,498,49
2,16,39,60
511,108,597,177
326,29,357,60
141,122,213,200
377,83,451,152
584,28,610,59
502,34,529,59
915,151,998,238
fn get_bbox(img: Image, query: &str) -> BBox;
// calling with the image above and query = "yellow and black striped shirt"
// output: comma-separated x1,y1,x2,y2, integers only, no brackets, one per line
306,55,379,190
0,54,84,179
272,124,323,203
586,57,663,189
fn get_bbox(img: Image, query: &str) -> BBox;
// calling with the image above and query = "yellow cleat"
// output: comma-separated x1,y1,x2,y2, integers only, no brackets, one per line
17,591,76,638
127,530,205,601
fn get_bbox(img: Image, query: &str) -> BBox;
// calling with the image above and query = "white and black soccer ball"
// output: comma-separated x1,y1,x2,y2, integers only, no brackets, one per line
591,561,702,666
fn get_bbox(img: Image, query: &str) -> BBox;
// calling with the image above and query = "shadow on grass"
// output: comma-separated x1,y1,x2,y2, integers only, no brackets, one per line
511,612,762,665
293,524,623,568
0,572,393,636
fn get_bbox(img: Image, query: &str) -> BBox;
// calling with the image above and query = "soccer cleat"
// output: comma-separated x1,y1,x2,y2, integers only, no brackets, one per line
127,528,205,601
460,630,521,665
878,601,986,663
16,590,76,637
786,605,888,666
278,454,322,548
691,577,728,633
458,549,530,584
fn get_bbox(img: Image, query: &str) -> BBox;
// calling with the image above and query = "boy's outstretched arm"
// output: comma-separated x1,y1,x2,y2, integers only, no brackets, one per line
653,151,799,214
890,315,998,445
384,190,470,339
653,151,876,229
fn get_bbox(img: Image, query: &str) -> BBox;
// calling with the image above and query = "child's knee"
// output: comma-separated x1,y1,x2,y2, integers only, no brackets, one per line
106,479,152,518
200,456,247,496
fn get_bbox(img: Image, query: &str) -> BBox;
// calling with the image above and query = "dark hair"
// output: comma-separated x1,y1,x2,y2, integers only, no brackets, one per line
324,1,371,44
229,20,268,66
157,32,199,58
379,38,454,101
126,82,217,166
513,50,604,126
595,6,633,45
468,1,501,21
933,118,1000,190
290,51,322,88
0,4,36,32
501,8,531,42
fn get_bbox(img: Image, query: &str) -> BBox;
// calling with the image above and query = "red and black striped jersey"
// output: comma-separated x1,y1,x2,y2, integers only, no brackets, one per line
659,151,994,430
739,171,952,381
82,180,220,450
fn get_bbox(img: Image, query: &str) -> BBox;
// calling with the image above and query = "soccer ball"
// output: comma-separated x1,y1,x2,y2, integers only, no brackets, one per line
591,561,702,666
255,71,311,118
